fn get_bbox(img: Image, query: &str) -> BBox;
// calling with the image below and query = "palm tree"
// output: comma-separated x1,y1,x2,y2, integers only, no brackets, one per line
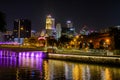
0,11,6,32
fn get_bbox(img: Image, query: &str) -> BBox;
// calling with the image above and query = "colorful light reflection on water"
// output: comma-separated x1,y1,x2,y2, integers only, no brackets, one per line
18,51,43,58
0,49,120,80
0,49,44,68
0,49,44,58
0,49,45,80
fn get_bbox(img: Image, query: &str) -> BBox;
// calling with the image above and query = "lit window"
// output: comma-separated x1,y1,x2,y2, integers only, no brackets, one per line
20,27,23,30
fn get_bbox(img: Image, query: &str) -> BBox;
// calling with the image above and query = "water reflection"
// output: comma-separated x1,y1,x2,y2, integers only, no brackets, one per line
0,50,120,80
48,60,120,80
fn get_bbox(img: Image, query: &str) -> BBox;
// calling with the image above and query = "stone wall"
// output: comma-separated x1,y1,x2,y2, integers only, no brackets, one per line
48,53,120,66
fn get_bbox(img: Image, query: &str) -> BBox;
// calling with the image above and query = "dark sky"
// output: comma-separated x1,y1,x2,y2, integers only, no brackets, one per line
0,0,120,32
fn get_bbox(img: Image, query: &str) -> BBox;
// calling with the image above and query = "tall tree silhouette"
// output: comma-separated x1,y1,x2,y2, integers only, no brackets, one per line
0,11,6,32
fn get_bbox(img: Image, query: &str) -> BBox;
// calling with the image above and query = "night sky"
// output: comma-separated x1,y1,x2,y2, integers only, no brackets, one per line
0,0,120,32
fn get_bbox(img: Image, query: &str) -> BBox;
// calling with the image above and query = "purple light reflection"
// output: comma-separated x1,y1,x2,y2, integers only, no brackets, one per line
31,56,34,68
31,52,34,57
18,54,43,69
19,52,22,56
36,54,39,57
26,57,30,67
18,51,44,70
0,49,45,70
0,53,17,67
26,52,29,57
0,42,19,45
22,52,25,57
18,51,44,58
0,50,2,57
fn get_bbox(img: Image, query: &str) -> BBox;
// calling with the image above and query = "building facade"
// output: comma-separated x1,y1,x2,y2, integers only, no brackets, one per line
56,23,61,40
13,19,31,38
45,15,55,36
66,20,73,28
62,21,76,38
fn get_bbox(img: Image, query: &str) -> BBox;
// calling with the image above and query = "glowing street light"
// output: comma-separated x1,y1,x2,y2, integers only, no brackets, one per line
75,35,79,39
106,39,110,44
20,27,24,30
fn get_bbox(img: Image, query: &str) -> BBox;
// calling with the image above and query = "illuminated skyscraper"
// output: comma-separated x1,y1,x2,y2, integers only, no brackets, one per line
66,20,73,28
45,15,55,36
46,15,55,30
80,25,89,35
62,20,76,38
56,23,61,40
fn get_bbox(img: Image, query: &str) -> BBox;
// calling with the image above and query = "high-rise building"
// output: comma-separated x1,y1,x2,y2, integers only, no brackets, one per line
66,20,73,28
45,15,55,36
80,25,90,35
56,23,61,40
62,21,76,38
13,19,31,38
46,15,55,30
13,19,31,44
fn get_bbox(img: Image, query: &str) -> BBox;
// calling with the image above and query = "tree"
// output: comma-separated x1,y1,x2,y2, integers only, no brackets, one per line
58,35,72,46
99,39,105,49
28,37,38,46
47,36,57,46
0,11,6,32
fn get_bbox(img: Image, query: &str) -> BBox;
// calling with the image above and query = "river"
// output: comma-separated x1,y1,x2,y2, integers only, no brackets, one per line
0,50,120,80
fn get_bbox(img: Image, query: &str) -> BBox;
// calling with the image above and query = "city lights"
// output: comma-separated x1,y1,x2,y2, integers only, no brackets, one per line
0,1,120,80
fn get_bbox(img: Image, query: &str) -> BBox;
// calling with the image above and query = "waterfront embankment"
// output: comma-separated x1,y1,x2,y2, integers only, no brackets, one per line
48,53,120,66
0,45,44,52
0,46,120,66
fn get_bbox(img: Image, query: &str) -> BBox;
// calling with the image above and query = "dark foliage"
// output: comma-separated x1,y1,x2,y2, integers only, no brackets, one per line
58,35,72,45
0,11,6,32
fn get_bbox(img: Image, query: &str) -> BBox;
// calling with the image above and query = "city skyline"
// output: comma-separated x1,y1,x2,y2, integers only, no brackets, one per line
0,0,120,32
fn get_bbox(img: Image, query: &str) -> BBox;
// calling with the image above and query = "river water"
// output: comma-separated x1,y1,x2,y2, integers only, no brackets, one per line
0,50,120,80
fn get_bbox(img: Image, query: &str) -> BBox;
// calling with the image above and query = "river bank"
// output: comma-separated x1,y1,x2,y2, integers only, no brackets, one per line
0,46,120,66
0,45,44,52
48,53,120,66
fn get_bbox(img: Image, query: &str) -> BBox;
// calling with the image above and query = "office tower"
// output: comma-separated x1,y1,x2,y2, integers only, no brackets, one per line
13,19,31,38
45,15,55,36
56,23,61,40
46,15,55,29
66,20,73,28
62,20,76,38
13,19,31,44
80,25,90,35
